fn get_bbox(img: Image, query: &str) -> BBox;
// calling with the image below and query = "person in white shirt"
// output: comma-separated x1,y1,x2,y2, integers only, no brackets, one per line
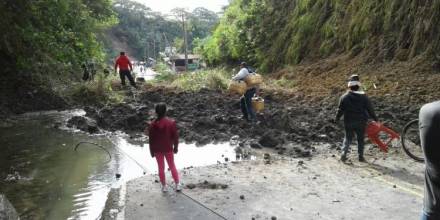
232,62,256,121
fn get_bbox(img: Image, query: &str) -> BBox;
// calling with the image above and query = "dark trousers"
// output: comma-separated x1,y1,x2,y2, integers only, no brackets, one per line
421,212,440,220
342,122,367,156
240,88,256,120
119,70,136,87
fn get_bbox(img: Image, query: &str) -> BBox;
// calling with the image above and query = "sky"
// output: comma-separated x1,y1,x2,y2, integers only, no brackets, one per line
133,0,230,14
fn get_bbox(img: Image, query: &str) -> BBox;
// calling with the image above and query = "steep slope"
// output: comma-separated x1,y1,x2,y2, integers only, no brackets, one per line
203,0,440,72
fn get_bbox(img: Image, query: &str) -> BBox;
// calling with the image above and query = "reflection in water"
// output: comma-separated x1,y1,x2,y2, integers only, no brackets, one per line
111,136,238,174
0,110,237,220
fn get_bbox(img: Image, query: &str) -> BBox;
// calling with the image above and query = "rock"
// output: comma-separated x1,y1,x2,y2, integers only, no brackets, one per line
263,153,271,160
259,132,280,148
214,115,225,123
271,216,277,220
84,106,98,118
196,136,211,146
0,194,19,220
186,183,196,189
67,116,99,134
239,195,245,200
250,142,262,149
230,135,240,141
301,150,312,158
4,172,20,182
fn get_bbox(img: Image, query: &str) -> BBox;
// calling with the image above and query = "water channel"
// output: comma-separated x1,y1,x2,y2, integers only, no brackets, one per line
0,110,238,220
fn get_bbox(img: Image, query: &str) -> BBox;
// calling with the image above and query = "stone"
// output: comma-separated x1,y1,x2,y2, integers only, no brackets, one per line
259,132,279,148
250,142,262,149
67,116,99,134
0,194,19,220
186,183,196,189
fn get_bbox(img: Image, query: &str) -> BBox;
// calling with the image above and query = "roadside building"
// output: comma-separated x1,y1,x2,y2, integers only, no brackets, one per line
170,54,201,72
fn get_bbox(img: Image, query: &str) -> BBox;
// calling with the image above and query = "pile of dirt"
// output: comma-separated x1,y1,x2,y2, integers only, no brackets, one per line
79,83,417,158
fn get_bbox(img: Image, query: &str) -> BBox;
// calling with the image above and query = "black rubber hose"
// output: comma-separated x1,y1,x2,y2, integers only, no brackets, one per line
74,141,112,161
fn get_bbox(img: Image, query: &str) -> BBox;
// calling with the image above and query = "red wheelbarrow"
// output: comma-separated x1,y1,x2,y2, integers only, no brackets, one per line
366,121,400,153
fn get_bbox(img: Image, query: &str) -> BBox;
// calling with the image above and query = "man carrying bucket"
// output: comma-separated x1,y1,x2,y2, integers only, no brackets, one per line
334,77,378,162
232,62,256,122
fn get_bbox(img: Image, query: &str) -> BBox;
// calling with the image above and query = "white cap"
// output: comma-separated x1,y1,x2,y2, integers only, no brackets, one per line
348,81,361,87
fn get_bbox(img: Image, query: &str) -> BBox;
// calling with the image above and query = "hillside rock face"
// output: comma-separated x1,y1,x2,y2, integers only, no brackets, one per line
205,0,440,71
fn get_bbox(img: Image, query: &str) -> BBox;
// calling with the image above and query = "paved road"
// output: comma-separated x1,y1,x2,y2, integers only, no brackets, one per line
133,67,157,81
120,152,424,220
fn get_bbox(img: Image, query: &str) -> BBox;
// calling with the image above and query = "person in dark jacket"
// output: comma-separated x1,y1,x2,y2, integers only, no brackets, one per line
419,101,440,219
146,103,181,192
334,80,378,162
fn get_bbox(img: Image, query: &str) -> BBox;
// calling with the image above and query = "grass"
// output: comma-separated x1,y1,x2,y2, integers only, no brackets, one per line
153,62,300,93
68,72,124,106
153,65,232,92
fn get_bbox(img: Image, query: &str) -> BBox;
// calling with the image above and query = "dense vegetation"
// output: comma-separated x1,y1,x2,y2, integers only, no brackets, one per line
202,0,440,72
0,1,115,114
0,0,115,73
107,0,219,60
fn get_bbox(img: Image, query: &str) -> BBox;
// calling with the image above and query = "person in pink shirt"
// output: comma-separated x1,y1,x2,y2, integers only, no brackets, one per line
146,103,181,192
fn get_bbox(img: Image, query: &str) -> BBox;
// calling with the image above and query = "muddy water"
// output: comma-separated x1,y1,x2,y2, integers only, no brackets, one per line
0,110,237,220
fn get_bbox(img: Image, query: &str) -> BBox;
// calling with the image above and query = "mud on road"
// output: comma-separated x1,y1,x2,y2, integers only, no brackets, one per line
70,86,420,159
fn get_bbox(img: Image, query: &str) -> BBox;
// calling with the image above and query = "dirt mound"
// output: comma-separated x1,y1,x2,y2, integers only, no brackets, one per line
70,75,421,160
79,87,344,157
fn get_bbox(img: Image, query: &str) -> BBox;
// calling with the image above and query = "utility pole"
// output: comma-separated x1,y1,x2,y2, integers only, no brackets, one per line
146,40,150,59
172,8,189,71
182,13,188,71
153,37,156,60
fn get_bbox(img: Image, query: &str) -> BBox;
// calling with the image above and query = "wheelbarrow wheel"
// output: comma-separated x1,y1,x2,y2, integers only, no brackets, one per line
401,119,424,162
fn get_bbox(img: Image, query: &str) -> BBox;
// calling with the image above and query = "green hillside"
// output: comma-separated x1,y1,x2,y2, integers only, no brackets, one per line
202,0,440,72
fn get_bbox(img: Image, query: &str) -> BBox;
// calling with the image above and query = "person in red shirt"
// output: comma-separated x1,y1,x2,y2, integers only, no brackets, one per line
146,103,181,192
114,52,137,88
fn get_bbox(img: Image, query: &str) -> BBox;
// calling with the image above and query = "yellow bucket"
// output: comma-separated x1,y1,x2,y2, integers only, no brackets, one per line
252,96,265,113
228,80,247,95
245,74,263,87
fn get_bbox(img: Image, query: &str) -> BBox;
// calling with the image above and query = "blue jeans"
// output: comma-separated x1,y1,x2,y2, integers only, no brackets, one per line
240,88,256,120
342,122,366,156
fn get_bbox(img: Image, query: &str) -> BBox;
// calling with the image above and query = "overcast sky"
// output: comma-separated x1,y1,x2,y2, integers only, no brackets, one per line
133,0,230,14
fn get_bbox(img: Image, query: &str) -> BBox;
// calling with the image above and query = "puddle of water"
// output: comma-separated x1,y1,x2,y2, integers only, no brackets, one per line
111,136,238,175
0,110,239,220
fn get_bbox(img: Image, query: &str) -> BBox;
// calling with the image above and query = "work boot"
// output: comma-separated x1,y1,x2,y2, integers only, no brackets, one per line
340,154,347,162
358,155,366,163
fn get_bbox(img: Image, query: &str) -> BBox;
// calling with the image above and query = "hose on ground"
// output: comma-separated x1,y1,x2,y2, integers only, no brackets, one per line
74,141,112,161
